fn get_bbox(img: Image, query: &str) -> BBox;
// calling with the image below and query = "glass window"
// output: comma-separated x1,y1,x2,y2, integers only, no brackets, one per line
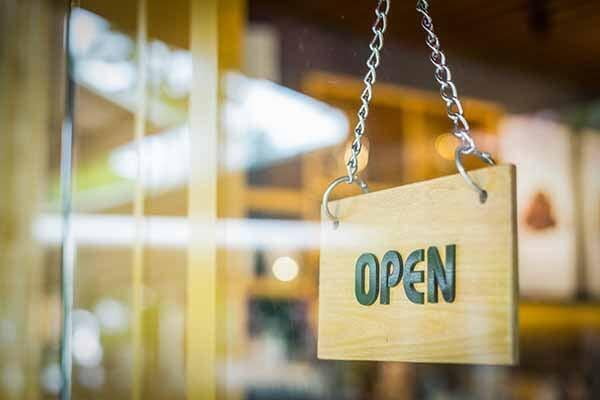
1,1,600,399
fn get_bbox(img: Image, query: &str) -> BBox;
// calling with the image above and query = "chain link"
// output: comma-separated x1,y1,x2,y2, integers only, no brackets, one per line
323,0,497,226
416,0,476,154
417,0,495,203
345,0,390,182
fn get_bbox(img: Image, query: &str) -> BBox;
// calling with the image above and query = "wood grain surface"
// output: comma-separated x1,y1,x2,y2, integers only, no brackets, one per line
318,165,518,365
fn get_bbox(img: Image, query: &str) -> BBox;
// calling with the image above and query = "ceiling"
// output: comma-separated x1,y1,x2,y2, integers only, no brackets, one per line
84,0,600,92
249,0,600,92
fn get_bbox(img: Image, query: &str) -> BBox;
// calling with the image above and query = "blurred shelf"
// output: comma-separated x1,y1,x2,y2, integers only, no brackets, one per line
247,187,303,215
248,278,315,300
520,301,600,336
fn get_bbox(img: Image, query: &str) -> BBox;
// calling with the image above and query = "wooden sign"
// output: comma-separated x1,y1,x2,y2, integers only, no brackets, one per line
318,165,518,365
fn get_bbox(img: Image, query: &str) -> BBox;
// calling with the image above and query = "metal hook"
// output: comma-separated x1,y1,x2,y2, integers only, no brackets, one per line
322,176,369,229
455,146,495,203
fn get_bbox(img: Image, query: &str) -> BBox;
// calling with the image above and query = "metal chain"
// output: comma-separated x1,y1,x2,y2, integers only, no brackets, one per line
323,0,497,227
416,0,495,203
416,0,476,154
345,0,390,182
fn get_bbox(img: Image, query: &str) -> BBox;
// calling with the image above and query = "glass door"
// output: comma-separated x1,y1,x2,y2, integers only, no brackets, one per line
1,1,599,400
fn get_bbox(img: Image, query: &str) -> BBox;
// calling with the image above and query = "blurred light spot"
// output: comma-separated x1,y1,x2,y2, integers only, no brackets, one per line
70,8,347,186
165,50,192,98
73,309,103,367
94,299,128,334
94,31,134,61
435,133,457,161
40,363,61,395
70,8,108,57
272,256,299,282
343,137,370,173
224,73,348,168
108,125,190,190
77,60,135,93
148,40,170,78
108,74,348,190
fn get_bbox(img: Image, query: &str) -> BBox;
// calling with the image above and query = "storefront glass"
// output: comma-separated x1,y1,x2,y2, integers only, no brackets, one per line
1,1,599,399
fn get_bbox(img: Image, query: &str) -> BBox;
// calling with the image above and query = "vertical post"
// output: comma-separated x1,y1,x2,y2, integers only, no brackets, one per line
131,0,147,400
216,1,246,398
187,0,218,398
59,2,77,399
0,0,55,398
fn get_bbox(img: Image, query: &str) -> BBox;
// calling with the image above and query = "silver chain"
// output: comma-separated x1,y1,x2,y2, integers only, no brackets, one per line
345,0,390,182
416,0,476,154
323,0,496,227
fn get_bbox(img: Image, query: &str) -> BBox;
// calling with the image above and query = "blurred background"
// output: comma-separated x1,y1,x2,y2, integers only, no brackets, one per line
1,0,599,399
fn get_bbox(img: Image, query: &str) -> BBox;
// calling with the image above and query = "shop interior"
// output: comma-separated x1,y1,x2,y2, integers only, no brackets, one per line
1,0,600,399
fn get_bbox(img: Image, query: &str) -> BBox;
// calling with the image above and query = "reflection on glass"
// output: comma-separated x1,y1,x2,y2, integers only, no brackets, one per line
272,256,299,282
2,1,600,399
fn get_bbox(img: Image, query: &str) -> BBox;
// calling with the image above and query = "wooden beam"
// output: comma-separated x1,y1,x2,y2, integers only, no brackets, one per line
246,188,303,215
187,0,218,398
131,0,147,399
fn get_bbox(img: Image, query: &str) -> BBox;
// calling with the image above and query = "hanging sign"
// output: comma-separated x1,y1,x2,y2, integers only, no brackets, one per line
318,165,518,365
